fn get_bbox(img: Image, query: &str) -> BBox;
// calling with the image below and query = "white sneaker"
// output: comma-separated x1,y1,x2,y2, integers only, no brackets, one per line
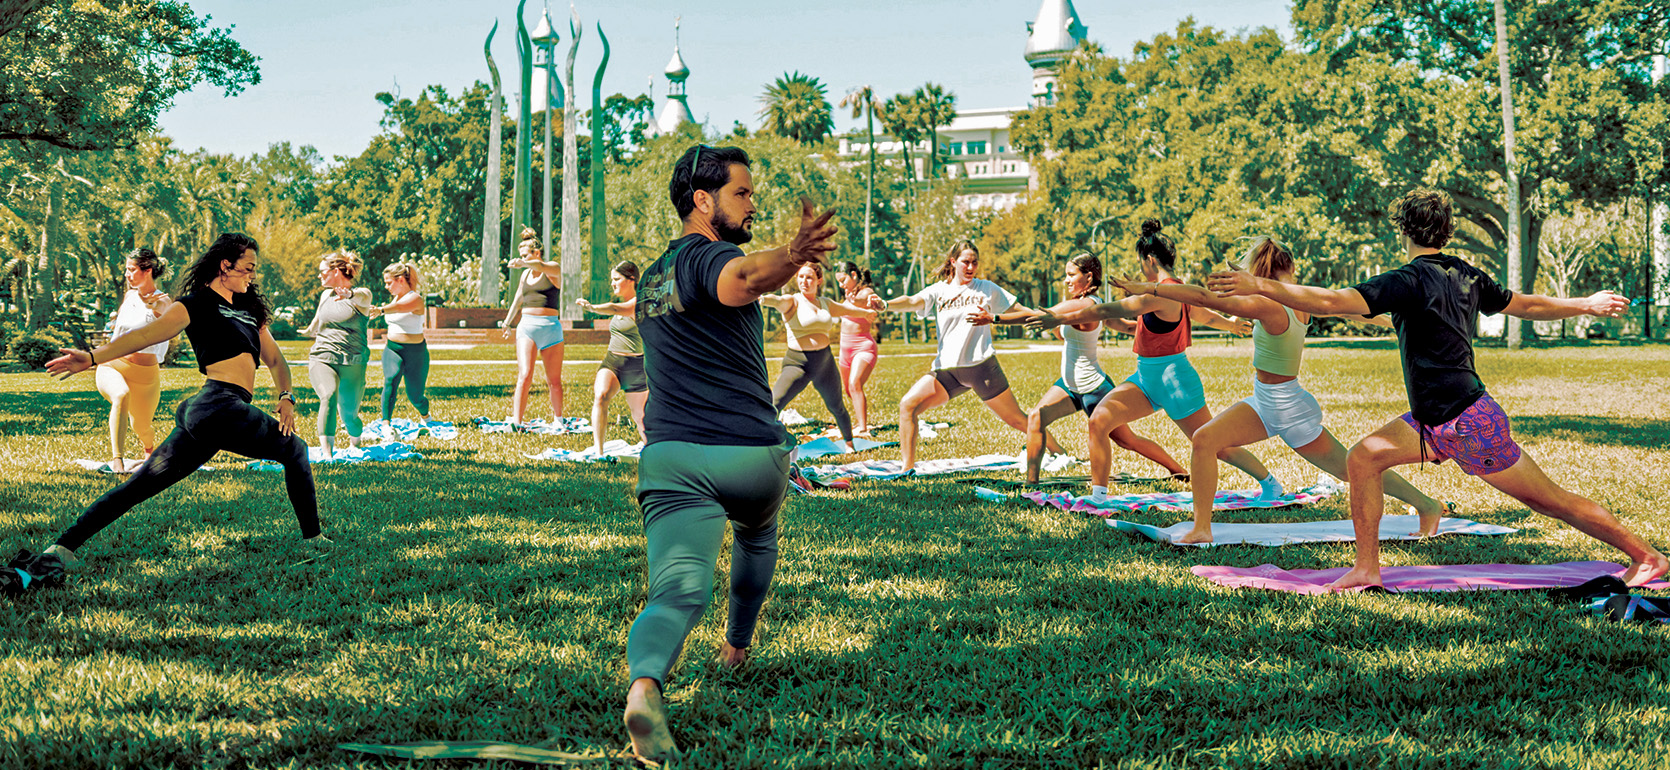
43,544,81,569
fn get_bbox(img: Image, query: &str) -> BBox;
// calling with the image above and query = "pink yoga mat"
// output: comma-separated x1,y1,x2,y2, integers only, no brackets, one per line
1192,561,1670,595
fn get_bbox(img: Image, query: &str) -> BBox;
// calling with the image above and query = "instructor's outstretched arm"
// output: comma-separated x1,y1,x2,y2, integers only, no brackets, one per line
1207,268,1370,316
715,197,837,307
1502,290,1628,321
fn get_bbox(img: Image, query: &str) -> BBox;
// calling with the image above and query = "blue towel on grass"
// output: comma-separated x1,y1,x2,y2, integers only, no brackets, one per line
363,419,458,441
524,440,643,463
471,416,591,435
792,436,896,461
246,442,423,471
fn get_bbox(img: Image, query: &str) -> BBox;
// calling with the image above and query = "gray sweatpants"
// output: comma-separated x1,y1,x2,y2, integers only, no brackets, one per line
627,438,792,685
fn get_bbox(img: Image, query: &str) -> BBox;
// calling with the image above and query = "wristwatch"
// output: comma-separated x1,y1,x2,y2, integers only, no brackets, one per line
278,390,297,404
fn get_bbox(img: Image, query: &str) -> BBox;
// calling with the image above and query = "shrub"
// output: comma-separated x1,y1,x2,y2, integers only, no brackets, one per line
9,327,74,369
268,314,299,340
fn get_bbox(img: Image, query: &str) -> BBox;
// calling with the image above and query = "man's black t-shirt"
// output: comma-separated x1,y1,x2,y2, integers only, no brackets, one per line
1354,253,1514,426
636,233,790,447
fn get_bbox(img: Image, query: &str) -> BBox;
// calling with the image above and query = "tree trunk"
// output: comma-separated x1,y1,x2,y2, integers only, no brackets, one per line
28,179,58,330
1495,0,1525,349
864,102,875,267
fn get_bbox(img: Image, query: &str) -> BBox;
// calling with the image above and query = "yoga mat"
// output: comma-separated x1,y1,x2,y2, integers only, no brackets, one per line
801,452,1079,483
72,458,218,474
471,416,592,435
791,436,896,461
1193,561,1670,595
363,418,459,441
1022,478,1342,515
338,741,616,765
955,472,1185,491
525,440,644,463
1106,514,1516,548
247,442,423,471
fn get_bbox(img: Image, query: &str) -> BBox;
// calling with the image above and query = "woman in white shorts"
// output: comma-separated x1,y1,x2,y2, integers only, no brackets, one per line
1112,236,1451,543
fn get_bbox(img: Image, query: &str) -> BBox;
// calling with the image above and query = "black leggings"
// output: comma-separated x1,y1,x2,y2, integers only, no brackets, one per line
57,380,321,551
771,347,852,442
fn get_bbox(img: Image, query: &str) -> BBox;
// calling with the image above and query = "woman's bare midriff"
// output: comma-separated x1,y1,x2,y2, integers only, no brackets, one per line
1255,369,1297,385
121,352,159,367
522,307,560,317
787,332,831,353
204,354,259,393
387,331,425,345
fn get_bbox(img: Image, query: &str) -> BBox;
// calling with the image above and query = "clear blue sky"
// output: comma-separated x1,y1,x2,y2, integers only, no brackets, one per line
159,0,1293,160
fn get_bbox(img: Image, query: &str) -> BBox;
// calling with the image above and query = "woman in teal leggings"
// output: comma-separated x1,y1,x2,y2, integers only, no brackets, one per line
377,261,430,422
304,250,379,455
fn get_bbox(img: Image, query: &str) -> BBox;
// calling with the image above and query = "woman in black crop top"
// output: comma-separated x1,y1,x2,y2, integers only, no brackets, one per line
44,233,326,568
499,227,567,425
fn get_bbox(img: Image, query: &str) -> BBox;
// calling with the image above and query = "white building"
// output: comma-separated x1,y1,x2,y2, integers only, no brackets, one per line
834,0,1088,211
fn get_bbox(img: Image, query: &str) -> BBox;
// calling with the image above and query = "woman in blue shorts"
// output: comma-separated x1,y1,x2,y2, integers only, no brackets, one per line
1032,220,1279,504
500,227,566,424
972,252,1185,483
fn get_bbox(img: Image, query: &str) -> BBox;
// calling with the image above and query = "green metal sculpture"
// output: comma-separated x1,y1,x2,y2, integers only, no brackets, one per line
479,21,504,305
559,7,582,320
588,23,609,303
507,0,532,304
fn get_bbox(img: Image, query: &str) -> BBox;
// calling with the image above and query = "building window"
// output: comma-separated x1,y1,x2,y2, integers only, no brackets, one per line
949,142,962,155
967,140,987,155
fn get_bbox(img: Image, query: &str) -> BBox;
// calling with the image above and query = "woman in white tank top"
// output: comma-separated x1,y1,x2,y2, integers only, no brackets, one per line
375,262,430,425
759,262,876,449
970,253,1186,483
92,248,173,473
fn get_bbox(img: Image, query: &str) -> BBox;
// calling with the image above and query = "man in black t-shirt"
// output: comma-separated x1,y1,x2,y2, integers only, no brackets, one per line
1207,189,1665,591
621,144,837,761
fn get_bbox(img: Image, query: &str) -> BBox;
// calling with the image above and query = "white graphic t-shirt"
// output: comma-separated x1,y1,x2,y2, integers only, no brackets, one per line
914,278,1017,370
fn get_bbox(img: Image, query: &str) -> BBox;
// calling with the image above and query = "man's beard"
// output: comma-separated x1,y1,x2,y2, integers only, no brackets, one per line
711,207,753,246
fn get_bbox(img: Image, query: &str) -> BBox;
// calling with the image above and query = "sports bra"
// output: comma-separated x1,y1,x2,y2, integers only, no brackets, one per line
1132,278,1191,358
384,292,425,335
783,294,837,338
178,289,263,374
110,290,170,360
517,272,562,310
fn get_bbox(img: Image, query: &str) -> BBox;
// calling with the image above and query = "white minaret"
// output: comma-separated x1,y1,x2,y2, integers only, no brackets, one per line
656,17,695,134
529,9,558,112
1024,0,1087,107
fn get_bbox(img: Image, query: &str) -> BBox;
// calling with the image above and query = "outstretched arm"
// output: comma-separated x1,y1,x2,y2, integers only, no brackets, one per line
1207,268,1370,316
1191,305,1252,336
826,298,876,319
1027,294,1157,332
380,292,424,315
46,302,191,378
715,197,838,307
1113,276,1283,325
576,297,637,317
755,293,795,313
1502,291,1628,321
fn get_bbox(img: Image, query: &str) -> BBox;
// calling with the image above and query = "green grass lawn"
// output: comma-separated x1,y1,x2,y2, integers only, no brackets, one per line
4,340,1670,768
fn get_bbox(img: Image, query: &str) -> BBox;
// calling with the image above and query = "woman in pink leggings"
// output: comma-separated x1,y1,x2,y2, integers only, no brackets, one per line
835,261,880,437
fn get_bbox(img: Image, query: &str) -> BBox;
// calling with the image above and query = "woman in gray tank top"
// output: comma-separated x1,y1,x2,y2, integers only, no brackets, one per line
576,261,646,454
303,250,380,454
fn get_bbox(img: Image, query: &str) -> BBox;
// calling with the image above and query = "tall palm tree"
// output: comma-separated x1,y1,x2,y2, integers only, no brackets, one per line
913,83,957,181
759,71,835,145
877,94,922,183
839,84,878,265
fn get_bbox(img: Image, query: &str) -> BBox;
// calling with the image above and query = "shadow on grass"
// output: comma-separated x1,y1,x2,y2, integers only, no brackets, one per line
1511,414,1670,450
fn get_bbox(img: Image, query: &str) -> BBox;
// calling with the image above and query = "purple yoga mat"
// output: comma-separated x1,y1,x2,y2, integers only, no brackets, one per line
1192,561,1670,595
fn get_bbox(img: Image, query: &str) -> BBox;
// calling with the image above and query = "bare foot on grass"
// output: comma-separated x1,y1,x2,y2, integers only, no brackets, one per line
717,641,748,669
1407,501,1453,538
1326,565,1383,592
624,678,677,762
1623,552,1670,587
1175,527,1213,545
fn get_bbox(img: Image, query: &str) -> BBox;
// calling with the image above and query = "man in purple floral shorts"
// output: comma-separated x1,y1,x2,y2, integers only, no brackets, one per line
1208,189,1666,591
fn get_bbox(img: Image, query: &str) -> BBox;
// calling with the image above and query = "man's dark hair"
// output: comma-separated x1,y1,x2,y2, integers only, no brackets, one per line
1390,189,1454,249
668,144,751,220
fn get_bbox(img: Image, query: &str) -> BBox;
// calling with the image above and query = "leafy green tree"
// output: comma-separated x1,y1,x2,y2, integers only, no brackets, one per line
913,83,957,180
595,93,654,164
0,0,260,151
758,71,835,145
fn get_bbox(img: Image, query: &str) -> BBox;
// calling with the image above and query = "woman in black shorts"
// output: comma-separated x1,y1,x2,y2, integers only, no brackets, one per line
576,261,647,453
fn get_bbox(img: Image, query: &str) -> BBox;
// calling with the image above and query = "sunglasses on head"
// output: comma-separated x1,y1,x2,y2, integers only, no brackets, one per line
687,144,711,205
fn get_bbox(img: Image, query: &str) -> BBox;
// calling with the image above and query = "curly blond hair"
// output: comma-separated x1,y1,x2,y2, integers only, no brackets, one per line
322,250,364,282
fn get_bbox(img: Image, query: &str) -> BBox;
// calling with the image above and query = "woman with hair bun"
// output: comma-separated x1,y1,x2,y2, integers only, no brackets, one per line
835,261,880,437
501,227,566,424
1114,236,1448,543
304,249,379,455
1031,220,1279,504
972,251,1188,483
376,261,430,423
92,248,174,473
576,260,648,453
